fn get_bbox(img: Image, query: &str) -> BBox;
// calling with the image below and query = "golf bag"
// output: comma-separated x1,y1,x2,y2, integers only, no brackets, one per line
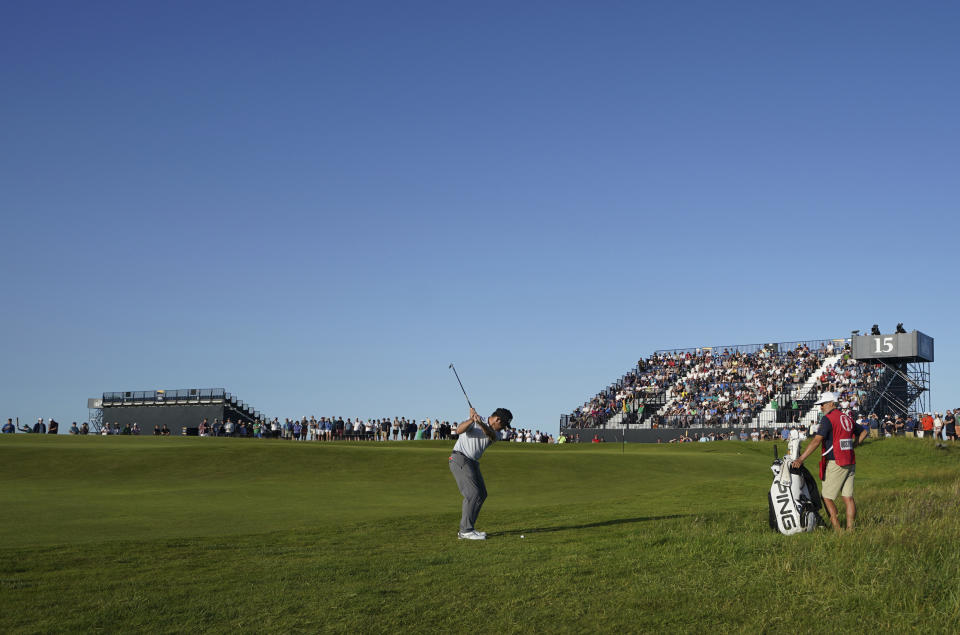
768,433,824,534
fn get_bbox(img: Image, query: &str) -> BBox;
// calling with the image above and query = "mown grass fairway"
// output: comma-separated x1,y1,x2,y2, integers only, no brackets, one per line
1,436,958,633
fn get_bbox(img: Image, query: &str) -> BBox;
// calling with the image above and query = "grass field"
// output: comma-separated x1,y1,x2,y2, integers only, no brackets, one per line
1,435,958,633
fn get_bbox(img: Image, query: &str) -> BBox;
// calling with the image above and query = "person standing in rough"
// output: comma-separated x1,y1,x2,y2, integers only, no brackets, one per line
792,392,868,532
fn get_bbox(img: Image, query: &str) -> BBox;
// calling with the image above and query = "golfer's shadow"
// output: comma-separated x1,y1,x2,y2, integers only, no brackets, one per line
489,514,689,537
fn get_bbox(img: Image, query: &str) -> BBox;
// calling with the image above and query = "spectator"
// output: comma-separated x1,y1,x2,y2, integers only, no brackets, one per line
883,418,894,438
920,412,934,439
2,418,14,434
904,415,917,437
945,410,956,441
866,414,879,439
48,419,59,434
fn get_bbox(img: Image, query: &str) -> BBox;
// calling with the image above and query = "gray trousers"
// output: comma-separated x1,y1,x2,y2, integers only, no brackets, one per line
449,452,487,532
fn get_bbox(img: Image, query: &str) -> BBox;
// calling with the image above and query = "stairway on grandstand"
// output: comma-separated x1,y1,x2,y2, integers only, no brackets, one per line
762,353,841,429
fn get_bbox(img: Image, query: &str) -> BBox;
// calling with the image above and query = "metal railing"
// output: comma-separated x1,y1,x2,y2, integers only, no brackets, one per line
653,337,847,358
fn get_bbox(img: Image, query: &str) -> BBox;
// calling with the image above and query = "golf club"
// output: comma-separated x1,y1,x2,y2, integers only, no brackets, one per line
448,363,474,410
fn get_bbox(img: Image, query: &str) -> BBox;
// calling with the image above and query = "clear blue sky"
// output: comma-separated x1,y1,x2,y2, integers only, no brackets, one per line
2,1,958,433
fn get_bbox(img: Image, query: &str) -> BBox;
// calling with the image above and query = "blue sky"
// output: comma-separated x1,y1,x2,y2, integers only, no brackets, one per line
2,1,958,433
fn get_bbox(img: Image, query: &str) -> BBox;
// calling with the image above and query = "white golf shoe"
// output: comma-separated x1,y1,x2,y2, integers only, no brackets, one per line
457,530,486,540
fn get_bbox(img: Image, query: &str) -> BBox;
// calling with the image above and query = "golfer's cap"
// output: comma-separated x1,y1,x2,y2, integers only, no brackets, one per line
815,392,838,405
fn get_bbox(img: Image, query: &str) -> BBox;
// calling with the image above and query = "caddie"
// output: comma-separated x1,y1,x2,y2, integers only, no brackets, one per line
792,392,868,532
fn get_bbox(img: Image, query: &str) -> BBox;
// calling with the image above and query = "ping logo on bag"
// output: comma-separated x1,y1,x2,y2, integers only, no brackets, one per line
774,481,796,530
769,456,824,534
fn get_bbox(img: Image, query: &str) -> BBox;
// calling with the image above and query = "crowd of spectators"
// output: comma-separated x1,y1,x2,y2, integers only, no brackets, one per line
507,428,562,443
242,416,460,441
569,342,845,430
2,415,460,440
852,410,958,441
568,352,687,428
3,417,66,434
658,343,832,427
663,427,792,443
162,416,458,440
3,414,586,445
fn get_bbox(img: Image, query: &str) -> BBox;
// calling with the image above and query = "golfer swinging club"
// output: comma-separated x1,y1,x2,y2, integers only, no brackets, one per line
449,406,513,540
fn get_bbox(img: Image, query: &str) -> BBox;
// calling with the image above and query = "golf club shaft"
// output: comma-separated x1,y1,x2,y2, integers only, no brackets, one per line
449,364,474,410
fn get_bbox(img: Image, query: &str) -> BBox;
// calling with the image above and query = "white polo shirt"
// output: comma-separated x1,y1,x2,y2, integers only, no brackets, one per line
452,423,494,461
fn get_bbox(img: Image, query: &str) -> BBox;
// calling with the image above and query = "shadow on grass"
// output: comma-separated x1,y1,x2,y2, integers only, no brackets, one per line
490,514,690,537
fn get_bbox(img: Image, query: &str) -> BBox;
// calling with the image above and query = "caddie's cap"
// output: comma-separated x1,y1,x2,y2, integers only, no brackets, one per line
815,392,838,405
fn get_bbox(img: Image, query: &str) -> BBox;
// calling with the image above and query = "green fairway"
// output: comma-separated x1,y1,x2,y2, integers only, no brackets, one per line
1,436,958,633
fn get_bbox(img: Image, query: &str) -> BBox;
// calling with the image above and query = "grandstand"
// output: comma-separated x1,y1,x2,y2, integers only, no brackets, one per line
99,388,266,434
562,331,933,442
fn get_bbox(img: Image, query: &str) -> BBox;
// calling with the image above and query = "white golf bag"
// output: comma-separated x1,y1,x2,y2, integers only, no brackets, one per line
768,432,824,534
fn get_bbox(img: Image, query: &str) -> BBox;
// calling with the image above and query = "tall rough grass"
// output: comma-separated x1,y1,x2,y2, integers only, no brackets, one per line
0,436,957,632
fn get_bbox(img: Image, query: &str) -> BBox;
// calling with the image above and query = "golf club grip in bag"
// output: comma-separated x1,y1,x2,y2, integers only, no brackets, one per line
768,462,824,535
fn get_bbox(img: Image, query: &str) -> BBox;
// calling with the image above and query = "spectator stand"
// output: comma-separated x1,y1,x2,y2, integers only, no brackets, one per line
563,334,932,439
101,388,266,436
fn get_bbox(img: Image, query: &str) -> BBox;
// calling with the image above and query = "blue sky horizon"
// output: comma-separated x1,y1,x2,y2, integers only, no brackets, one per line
3,2,959,434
